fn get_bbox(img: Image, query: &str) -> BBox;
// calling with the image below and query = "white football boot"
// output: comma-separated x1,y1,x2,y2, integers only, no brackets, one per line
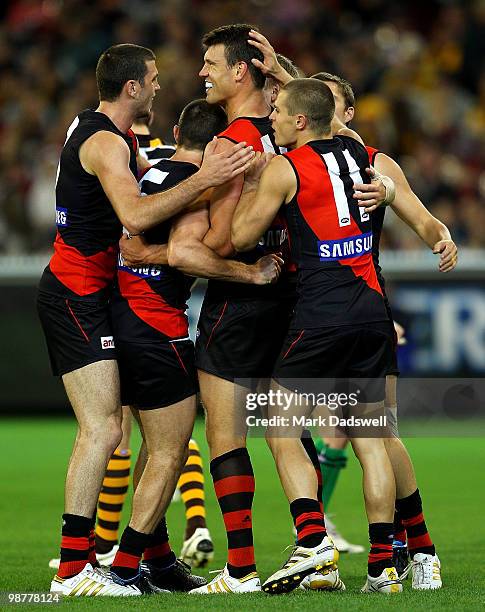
180,528,214,568
50,563,141,597
189,565,261,594
48,545,119,569
299,567,346,591
401,553,442,590
263,535,339,594
361,566,403,594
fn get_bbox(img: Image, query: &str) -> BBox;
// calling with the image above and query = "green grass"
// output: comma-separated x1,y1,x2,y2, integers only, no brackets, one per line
1,418,485,610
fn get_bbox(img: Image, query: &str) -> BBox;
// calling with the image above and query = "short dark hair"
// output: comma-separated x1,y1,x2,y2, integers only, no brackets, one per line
202,24,265,89
276,54,303,79
96,44,156,102
282,78,335,132
311,72,355,109
177,99,227,150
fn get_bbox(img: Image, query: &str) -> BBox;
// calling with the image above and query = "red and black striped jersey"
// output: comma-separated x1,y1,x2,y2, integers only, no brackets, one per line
283,136,389,329
39,110,138,300
208,115,292,299
113,159,197,341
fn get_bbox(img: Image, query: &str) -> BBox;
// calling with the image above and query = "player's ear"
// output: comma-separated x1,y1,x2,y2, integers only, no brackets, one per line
126,80,137,98
271,84,279,105
173,125,180,144
296,114,306,131
345,106,355,123
234,61,248,82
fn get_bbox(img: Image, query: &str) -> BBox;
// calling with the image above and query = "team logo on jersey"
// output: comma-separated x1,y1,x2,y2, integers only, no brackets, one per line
101,336,115,349
55,206,68,227
117,253,163,280
318,231,372,261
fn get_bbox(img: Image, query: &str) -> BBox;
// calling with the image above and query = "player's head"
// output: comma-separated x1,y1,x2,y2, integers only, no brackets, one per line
96,44,159,118
311,72,355,124
200,24,265,104
271,78,335,147
263,54,302,106
174,99,228,151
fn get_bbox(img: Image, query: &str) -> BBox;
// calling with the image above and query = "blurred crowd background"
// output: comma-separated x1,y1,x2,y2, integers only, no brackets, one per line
1,0,484,254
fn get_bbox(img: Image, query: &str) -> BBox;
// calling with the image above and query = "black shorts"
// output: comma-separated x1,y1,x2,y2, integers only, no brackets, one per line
117,338,197,410
195,293,296,381
273,322,394,403
37,291,117,376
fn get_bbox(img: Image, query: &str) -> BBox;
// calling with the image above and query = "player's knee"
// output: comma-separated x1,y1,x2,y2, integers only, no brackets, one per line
206,428,245,456
78,414,122,454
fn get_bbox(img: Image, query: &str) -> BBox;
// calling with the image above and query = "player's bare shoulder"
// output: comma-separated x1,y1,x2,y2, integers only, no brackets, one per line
80,130,131,175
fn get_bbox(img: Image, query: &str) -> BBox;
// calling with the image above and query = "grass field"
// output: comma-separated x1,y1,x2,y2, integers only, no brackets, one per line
1,417,485,610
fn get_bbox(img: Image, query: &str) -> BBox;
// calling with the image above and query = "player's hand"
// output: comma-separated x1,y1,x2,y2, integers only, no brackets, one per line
433,239,458,272
354,167,392,212
119,234,152,266
253,253,284,285
199,138,254,187
248,30,293,85
245,151,274,186
393,320,407,346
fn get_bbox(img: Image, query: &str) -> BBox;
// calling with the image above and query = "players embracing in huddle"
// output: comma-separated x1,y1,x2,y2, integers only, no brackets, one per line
38,24,455,598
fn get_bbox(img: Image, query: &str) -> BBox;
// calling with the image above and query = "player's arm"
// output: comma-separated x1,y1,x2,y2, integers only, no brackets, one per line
136,149,152,174
201,138,245,258
80,131,254,235
232,154,295,252
168,200,282,284
119,234,168,266
248,30,294,85
373,152,458,272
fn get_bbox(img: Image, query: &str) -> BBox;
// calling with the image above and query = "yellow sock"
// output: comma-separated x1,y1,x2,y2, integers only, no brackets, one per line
95,448,131,553
177,439,206,539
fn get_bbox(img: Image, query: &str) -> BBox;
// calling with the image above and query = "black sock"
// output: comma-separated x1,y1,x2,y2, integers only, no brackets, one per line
290,497,326,548
368,522,394,577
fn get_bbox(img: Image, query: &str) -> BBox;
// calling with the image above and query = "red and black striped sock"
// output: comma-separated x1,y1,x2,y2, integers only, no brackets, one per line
144,518,176,568
396,489,435,557
211,448,256,579
88,515,98,567
393,509,406,543
290,498,327,548
368,522,394,577
301,432,324,514
57,513,91,579
111,526,151,582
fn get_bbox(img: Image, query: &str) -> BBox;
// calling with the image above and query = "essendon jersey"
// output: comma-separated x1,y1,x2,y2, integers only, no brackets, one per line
113,159,197,341
136,133,176,163
39,110,138,299
207,116,291,299
283,136,389,329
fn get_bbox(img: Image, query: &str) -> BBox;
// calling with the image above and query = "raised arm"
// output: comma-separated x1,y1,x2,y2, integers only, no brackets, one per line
232,154,295,252
80,132,254,235
373,152,458,272
168,200,282,284
248,30,294,86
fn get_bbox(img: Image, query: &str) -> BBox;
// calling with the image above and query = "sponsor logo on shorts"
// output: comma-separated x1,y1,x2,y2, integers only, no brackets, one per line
55,206,68,227
101,336,115,349
318,231,372,262
117,253,163,280
259,226,287,248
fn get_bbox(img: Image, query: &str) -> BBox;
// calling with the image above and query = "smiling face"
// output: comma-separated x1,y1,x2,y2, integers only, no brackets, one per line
270,91,298,148
199,44,236,106
134,60,160,119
